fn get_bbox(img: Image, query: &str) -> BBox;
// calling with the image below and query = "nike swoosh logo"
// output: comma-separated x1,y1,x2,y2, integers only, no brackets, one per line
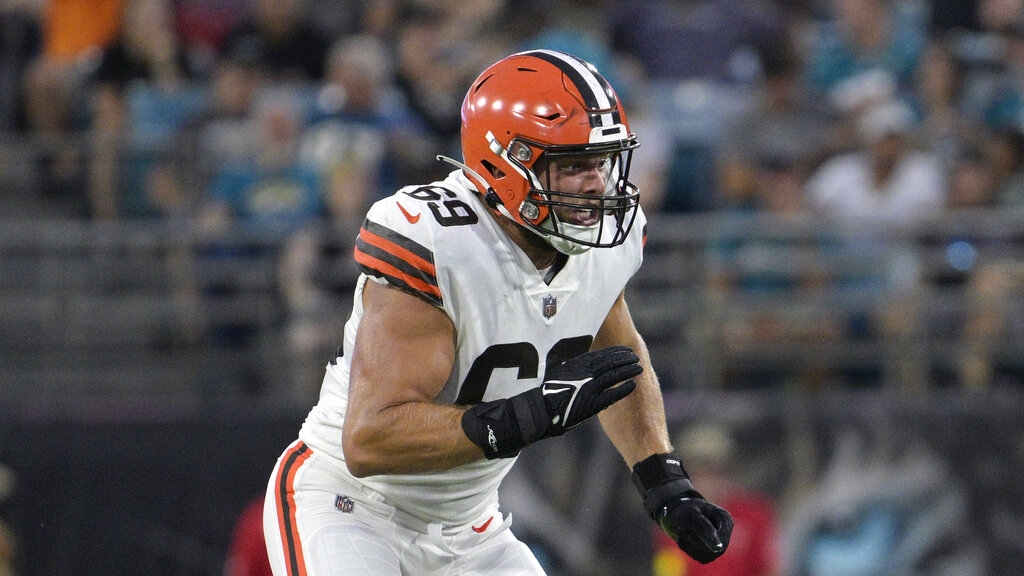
543,380,588,389
472,516,493,533
396,202,420,224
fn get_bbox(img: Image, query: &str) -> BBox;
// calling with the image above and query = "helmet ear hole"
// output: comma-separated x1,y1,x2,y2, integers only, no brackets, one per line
481,159,505,179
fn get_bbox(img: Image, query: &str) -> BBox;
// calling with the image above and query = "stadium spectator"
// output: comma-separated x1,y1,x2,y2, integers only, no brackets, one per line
298,34,404,223
609,0,787,84
390,0,509,184
958,260,1024,388
803,99,943,387
805,99,945,226
716,37,836,210
130,43,266,228
351,0,404,43
21,0,124,133
910,39,977,171
276,34,409,399
946,143,1004,210
978,0,1024,35
189,88,322,382
706,128,847,389
199,88,322,232
977,25,1024,131
0,0,42,132
15,0,123,217
988,128,1024,205
805,0,928,100
608,0,790,212
86,0,199,219
218,0,331,82
176,47,268,198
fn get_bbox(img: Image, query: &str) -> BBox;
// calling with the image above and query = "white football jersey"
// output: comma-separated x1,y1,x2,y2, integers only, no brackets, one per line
298,170,646,525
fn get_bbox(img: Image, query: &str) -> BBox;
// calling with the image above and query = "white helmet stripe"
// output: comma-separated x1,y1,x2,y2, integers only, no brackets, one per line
521,49,619,129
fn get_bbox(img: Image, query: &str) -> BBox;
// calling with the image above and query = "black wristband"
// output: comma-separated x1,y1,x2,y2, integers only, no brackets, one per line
461,400,525,459
631,452,699,519
508,389,550,444
461,389,556,459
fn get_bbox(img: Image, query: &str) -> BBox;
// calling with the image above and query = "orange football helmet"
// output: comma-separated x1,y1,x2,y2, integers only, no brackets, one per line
453,50,640,254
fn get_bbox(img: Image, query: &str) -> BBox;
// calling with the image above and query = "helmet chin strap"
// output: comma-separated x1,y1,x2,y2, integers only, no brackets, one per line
546,222,596,255
546,233,592,255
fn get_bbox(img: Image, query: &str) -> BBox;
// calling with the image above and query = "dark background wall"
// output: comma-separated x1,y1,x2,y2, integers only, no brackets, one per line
4,390,1024,576
0,406,302,576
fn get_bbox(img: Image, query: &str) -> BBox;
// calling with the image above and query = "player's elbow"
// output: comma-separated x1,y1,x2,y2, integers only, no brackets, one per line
342,421,383,478
344,454,376,478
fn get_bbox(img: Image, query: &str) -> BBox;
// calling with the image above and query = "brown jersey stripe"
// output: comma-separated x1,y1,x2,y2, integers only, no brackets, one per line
354,223,441,305
356,224,436,277
361,219,434,264
354,248,443,306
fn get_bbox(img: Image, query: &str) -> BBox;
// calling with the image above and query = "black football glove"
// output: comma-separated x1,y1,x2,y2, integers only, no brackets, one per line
461,345,642,458
632,452,733,564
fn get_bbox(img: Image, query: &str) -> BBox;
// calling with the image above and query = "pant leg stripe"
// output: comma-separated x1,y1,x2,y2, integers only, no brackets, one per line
275,442,312,576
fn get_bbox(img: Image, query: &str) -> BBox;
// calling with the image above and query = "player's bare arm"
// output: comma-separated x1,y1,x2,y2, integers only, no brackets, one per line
594,291,673,467
342,280,483,476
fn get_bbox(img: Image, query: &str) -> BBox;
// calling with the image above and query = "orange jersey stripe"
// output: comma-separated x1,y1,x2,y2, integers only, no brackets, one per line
358,227,435,276
275,443,312,576
354,248,443,299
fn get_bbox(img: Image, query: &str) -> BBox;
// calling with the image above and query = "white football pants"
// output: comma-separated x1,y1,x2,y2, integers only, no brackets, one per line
263,441,548,576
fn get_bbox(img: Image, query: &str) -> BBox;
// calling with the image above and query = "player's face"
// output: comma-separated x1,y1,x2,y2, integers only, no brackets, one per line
538,152,614,226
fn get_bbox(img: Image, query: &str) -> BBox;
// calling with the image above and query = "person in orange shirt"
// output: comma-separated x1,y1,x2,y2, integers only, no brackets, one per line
654,424,780,576
42,0,124,62
18,0,125,217
23,0,124,132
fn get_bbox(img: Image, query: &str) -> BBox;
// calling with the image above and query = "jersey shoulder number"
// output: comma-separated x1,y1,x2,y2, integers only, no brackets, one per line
352,183,481,307
398,185,479,228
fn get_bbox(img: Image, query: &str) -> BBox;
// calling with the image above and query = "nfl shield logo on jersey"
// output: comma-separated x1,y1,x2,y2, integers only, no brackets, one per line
542,294,557,319
335,495,355,513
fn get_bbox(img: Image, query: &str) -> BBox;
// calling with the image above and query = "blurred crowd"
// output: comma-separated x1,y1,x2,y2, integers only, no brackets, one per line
2,0,1024,391
4,0,1024,221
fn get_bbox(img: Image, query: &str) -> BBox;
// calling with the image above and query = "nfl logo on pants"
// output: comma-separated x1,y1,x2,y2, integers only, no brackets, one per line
335,495,354,513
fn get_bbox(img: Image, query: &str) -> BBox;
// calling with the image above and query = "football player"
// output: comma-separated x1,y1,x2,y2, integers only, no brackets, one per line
264,49,733,576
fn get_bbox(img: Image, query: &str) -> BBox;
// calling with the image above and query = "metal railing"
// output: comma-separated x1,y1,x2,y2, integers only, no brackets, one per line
1,209,1023,411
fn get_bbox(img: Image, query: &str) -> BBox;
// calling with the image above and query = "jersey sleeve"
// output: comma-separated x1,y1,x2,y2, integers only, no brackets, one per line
352,195,443,307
